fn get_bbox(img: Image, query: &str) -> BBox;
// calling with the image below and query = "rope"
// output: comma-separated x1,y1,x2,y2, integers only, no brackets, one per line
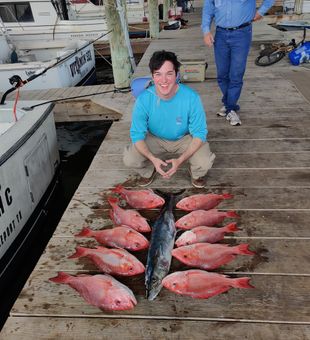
22,87,132,111
13,88,19,122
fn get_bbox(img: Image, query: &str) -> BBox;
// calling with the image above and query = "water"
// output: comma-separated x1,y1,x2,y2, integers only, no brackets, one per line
0,120,112,330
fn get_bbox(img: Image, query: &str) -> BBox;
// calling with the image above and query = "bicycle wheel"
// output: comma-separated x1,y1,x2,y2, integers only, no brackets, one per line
255,50,286,66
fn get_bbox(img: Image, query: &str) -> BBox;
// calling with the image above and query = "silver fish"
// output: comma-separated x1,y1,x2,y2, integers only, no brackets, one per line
145,193,177,300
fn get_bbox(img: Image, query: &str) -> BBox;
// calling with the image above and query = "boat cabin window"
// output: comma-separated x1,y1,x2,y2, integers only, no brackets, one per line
0,2,34,22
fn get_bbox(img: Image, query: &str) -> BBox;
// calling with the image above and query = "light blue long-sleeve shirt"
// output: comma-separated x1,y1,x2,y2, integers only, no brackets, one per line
130,84,207,144
202,0,275,34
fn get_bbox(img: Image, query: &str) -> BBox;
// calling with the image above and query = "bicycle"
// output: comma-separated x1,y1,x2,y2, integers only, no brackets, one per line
255,23,310,67
255,38,298,66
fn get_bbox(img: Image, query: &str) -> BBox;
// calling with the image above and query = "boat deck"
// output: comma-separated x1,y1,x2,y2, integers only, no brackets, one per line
1,7,310,340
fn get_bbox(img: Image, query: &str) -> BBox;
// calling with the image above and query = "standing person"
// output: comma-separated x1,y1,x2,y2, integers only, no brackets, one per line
202,0,275,126
123,50,215,188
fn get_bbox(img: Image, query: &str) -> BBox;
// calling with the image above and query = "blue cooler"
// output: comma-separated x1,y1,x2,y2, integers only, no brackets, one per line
288,41,310,65
130,77,152,98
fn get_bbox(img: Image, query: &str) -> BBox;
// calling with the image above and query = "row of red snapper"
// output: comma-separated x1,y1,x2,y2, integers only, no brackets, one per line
50,185,254,311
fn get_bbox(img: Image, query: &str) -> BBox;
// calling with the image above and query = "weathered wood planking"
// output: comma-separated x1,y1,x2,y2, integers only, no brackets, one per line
36,237,310,275
78,168,310,189
96,138,310,156
2,317,309,340
10,271,310,322
54,208,310,238
90,152,310,169
104,117,310,140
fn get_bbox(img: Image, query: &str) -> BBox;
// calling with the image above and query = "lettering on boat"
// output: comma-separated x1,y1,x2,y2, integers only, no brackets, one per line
69,49,92,77
0,186,23,248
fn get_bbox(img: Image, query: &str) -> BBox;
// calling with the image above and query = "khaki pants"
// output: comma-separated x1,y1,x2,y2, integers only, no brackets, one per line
123,134,215,179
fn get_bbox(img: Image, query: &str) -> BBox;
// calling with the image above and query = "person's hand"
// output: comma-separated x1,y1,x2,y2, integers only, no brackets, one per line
204,32,214,47
151,157,169,177
161,158,182,179
253,11,263,21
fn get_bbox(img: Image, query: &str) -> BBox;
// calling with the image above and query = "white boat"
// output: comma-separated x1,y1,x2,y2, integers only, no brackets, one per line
0,99,59,278
0,0,146,42
67,0,146,23
0,33,96,92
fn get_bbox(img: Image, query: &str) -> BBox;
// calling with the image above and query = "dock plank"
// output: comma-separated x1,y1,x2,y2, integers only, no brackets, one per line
54,208,310,238
96,139,310,156
10,271,310,323
90,152,310,169
78,168,310,189
36,237,310,275
2,317,309,340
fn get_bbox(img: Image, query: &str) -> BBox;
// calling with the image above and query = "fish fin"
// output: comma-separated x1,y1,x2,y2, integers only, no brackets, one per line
49,271,71,283
68,246,86,259
75,227,93,237
111,185,123,193
231,277,254,289
222,193,234,199
235,243,255,255
227,211,240,219
107,196,119,206
224,223,239,233
109,209,116,224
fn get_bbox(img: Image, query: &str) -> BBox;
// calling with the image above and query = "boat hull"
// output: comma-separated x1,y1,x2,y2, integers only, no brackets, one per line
0,101,60,278
0,40,96,91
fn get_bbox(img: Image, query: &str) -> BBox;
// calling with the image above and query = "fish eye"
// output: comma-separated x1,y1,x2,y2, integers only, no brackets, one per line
129,267,133,271
172,282,177,286
183,255,187,258
115,300,121,305
134,242,140,248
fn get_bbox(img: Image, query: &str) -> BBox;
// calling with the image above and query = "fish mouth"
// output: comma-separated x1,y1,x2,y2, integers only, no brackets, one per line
146,283,163,301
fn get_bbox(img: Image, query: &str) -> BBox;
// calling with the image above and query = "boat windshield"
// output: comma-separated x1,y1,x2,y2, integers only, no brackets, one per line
0,2,34,22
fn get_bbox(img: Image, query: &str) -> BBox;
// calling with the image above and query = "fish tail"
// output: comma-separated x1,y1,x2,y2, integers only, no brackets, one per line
111,185,123,194
68,246,86,259
109,209,116,224
224,223,239,233
226,211,240,219
107,196,119,206
75,227,93,237
222,193,234,199
235,243,255,255
231,277,254,289
49,271,71,283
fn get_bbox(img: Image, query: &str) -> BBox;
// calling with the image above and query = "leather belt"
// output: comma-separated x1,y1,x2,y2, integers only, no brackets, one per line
217,21,252,31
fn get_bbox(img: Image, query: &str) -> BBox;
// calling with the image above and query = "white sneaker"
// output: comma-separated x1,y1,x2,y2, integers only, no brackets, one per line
216,106,227,117
226,110,241,126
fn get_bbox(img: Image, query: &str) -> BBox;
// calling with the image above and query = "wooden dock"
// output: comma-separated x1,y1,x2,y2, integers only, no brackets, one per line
1,7,310,340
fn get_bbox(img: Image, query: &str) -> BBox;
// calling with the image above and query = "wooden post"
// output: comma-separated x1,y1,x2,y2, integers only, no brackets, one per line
147,0,159,39
294,0,303,14
104,0,132,88
163,0,169,21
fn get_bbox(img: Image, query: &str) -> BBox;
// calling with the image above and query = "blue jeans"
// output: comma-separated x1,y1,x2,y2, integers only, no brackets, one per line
214,25,252,112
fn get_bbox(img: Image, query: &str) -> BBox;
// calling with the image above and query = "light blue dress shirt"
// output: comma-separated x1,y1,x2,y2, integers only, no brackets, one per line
202,0,275,34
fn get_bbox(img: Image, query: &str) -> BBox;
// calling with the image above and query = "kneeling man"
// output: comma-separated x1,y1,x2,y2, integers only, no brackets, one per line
124,50,215,188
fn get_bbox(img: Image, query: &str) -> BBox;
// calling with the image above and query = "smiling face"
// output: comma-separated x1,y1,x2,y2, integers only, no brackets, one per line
152,60,178,100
